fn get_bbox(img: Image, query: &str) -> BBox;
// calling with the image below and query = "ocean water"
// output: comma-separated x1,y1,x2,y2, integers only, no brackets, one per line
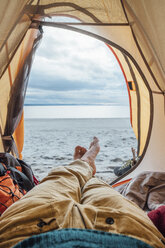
24,105,130,119
23,118,137,183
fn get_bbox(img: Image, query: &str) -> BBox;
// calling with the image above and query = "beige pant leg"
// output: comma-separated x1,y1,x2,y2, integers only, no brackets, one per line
81,177,124,207
0,160,93,248
80,177,165,248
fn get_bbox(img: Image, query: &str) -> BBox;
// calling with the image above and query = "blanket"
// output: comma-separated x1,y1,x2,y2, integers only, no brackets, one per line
115,171,165,237
116,171,165,211
148,206,165,237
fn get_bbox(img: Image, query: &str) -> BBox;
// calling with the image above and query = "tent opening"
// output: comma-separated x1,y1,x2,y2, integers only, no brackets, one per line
23,17,137,183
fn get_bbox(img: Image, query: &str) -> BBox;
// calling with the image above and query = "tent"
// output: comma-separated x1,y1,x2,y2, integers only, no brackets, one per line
0,0,165,184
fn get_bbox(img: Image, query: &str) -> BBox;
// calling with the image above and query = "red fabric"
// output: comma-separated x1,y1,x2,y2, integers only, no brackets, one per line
148,205,165,237
33,175,39,185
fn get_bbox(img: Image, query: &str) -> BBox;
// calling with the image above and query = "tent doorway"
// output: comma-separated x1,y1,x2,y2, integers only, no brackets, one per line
23,18,137,183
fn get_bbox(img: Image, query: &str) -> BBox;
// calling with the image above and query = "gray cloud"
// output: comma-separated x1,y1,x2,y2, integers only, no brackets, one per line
28,76,104,91
25,26,128,106
25,86,129,106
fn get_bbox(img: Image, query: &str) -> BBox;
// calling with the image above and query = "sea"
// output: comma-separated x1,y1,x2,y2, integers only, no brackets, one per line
23,106,137,183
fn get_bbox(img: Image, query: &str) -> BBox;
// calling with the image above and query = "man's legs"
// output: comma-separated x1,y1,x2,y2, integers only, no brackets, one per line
0,137,164,248
0,138,100,248
80,171,164,247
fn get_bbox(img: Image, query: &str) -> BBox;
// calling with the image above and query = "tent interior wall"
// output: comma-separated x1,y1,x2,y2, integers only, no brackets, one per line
0,0,165,183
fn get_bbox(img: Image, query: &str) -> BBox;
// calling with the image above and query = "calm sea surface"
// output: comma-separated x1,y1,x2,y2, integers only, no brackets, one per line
24,105,130,119
23,117,137,183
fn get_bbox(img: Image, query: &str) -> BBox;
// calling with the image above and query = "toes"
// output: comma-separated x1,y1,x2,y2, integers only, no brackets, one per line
89,137,99,148
80,147,87,156
93,136,99,143
75,146,82,153
74,146,87,159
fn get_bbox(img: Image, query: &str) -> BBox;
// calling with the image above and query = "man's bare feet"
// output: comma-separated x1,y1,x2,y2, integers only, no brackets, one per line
74,146,87,160
81,137,100,175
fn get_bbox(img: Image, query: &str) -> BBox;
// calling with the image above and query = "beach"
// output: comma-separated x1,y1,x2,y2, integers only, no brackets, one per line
23,118,137,183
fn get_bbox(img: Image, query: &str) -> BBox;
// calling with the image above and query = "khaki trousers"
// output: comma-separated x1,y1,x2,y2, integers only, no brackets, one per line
0,160,164,248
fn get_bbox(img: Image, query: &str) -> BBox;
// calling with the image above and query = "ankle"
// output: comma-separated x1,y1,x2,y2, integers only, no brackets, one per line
81,157,96,175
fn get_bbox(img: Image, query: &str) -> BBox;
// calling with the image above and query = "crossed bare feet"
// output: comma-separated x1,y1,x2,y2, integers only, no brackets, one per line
74,137,100,175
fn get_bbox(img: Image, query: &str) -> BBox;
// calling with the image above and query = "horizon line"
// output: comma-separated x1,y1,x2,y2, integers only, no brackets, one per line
24,103,128,106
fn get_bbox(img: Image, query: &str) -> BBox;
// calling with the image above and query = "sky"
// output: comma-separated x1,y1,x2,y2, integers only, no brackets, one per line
25,17,129,106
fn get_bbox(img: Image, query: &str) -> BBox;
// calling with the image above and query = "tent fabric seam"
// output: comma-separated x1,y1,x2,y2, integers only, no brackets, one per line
0,4,29,54
36,2,102,23
0,26,33,80
122,0,163,93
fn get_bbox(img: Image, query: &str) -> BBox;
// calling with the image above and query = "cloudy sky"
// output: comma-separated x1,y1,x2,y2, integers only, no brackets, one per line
25,19,129,106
